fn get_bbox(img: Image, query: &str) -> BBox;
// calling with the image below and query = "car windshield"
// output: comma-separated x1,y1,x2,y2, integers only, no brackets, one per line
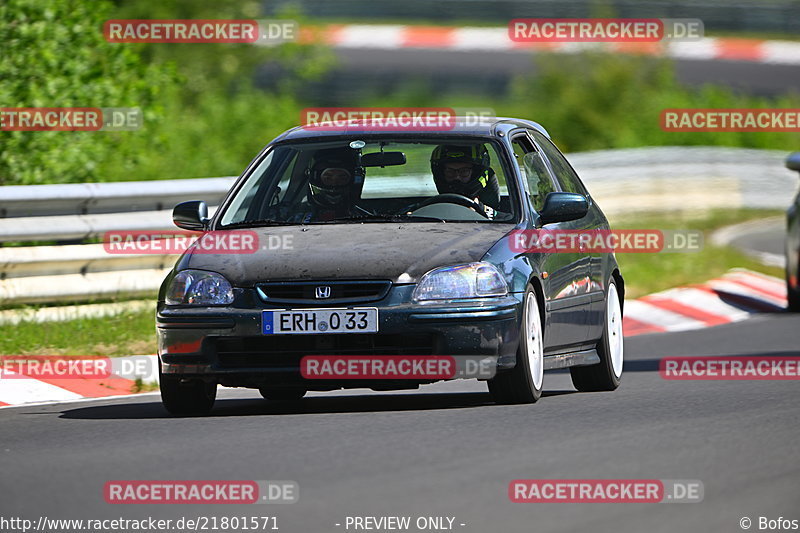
217,138,519,227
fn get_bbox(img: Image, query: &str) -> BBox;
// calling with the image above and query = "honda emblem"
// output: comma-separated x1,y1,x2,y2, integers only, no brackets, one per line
315,286,332,299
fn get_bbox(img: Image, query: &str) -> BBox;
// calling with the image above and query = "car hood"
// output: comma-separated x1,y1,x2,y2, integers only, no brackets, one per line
181,223,515,285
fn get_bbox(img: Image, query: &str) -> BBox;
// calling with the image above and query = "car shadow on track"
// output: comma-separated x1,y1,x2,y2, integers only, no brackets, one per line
623,359,661,372
58,390,576,420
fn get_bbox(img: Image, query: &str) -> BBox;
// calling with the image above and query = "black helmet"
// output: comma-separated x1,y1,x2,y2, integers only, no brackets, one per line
306,148,359,209
430,144,492,199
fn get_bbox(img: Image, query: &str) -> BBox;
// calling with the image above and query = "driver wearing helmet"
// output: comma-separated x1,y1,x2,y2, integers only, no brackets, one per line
430,144,501,217
292,147,363,222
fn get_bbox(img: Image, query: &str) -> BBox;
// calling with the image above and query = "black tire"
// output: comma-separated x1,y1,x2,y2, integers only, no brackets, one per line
259,387,307,401
788,286,800,312
488,286,543,404
570,279,623,392
159,367,216,416
787,264,800,312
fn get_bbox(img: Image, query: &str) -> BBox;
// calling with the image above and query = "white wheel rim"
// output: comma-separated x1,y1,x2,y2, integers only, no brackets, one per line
607,283,624,378
525,292,544,390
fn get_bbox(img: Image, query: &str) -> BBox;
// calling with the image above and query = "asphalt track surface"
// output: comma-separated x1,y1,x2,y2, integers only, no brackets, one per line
325,48,800,97
1,312,798,533
729,218,786,258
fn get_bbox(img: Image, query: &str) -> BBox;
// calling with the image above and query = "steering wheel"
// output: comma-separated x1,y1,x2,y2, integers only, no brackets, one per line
407,193,489,218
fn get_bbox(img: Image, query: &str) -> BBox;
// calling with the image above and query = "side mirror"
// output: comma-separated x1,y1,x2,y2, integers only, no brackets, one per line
786,152,800,173
538,192,589,225
173,200,209,231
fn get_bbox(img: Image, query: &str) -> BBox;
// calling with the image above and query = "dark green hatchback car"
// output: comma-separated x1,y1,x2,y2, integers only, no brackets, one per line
157,117,625,415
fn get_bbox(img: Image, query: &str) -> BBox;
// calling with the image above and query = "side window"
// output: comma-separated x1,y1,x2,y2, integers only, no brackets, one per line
258,151,300,217
487,143,508,195
529,131,589,196
512,134,556,212
274,156,296,203
220,150,277,225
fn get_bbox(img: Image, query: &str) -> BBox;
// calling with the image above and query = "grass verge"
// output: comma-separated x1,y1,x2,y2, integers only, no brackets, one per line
0,307,157,357
611,208,784,298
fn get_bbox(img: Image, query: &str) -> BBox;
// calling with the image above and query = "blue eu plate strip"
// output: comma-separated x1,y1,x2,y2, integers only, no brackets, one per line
262,311,274,334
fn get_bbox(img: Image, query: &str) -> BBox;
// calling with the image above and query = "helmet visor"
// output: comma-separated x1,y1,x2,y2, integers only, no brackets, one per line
318,167,352,186
442,163,475,182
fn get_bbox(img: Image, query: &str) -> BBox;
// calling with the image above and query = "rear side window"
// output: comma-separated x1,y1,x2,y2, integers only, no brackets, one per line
529,130,589,197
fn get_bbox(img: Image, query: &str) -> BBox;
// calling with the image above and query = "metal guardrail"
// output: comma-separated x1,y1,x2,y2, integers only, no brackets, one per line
0,147,796,306
569,146,798,214
0,177,235,218
0,177,233,243
0,177,234,305
264,0,800,34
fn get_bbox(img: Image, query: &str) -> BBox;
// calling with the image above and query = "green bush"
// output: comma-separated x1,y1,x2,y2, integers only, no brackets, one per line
4,0,797,186
0,0,177,185
95,86,303,180
94,0,335,180
508,51,800,152
0,0,334,184
354,51,800,153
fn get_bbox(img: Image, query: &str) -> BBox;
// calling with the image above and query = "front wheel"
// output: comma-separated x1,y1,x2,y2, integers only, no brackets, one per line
570,279,623,392
488,287,544,404
159,366,216,416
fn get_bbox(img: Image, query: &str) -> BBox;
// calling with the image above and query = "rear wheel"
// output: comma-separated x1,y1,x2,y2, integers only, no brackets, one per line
787,264,800,312
488,287,543,404
159,366,216,416
570,279,623,392
259,387,307,401
788,286,800,312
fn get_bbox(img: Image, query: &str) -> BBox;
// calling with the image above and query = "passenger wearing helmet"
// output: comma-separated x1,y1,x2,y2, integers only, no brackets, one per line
430,144,502,216
292,147,362,222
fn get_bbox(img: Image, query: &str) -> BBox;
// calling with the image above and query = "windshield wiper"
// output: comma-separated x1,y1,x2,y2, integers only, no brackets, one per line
218,219,294,229
326,214,446,223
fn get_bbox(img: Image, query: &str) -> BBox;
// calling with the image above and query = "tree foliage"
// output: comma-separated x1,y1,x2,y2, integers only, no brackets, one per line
0,0,176,184
0,0,333,184
509,52,800,152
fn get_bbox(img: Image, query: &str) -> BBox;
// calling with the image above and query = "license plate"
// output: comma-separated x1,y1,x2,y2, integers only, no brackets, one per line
262,308,378,335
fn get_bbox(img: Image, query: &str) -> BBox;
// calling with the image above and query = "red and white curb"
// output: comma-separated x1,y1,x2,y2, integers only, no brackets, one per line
296,24,800,66
0,269,787,407
0,354,159,408
623,268,786,336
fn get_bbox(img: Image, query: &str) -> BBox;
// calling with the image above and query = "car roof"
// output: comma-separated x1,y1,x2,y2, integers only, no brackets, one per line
271,116,550,144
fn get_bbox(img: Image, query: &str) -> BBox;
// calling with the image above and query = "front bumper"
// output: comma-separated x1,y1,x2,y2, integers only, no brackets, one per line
156,285,522,388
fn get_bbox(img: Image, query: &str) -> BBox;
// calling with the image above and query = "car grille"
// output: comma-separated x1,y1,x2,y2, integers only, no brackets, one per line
255,280,392,305
214,333,440,369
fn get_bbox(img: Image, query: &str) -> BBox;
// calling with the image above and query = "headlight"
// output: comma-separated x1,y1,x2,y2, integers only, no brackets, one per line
413,262,508,301
166,270,234,305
